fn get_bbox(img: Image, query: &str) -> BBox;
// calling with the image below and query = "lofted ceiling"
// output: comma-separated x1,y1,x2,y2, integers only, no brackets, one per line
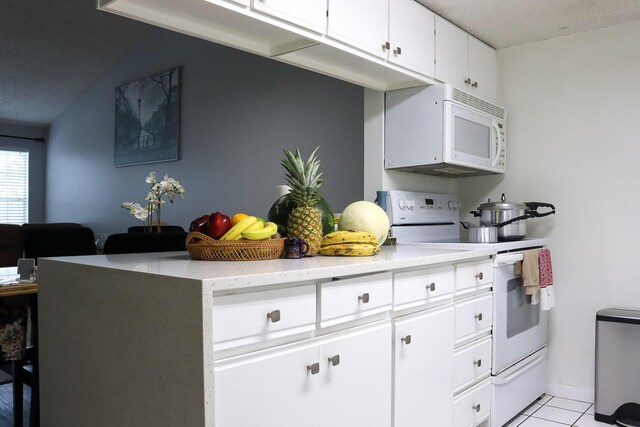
2,0,640,126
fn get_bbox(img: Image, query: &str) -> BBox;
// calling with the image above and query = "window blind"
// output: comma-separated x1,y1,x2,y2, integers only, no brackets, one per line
0,150,29,224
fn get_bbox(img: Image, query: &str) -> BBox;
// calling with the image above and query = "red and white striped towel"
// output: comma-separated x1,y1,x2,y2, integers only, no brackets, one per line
538,248,556,310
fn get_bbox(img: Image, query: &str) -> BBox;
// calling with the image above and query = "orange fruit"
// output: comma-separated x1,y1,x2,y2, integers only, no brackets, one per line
231,213,249,226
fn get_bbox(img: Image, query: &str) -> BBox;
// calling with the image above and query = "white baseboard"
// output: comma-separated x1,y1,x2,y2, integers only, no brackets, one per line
547,382,594,403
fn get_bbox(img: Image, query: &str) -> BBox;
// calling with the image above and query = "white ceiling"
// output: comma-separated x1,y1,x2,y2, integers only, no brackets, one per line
2,1,640,126
417,0,640,49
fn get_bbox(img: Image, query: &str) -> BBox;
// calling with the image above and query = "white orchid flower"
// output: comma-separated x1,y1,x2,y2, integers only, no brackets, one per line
145,171,157,185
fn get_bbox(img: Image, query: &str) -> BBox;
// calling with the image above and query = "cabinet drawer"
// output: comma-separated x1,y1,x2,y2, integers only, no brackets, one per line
320,272,392,328
213,284,316,351
454,336,492,393
453,377,491,427
455,259,493,295
454,294,492,345
394,266,454,309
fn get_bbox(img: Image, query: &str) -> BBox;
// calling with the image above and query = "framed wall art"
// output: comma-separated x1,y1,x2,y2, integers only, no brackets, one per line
114,67,180,167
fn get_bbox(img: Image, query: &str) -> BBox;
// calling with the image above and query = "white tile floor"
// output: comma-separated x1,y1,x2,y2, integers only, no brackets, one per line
505,394,612,426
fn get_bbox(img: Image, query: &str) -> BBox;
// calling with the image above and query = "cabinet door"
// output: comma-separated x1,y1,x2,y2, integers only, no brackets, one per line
435,16,468,89
468,36,497,102
214,339,320,427
319,322,392,427
394,304,454,427
253,0,327,34
388,0,435,76
327,0,389,59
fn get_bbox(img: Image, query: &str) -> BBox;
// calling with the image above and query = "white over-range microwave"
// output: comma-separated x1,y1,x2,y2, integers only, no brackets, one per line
384,83,506,176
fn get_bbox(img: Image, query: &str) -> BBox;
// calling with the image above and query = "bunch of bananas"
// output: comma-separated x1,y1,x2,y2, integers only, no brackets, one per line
220,216,279,241
319,230,380,256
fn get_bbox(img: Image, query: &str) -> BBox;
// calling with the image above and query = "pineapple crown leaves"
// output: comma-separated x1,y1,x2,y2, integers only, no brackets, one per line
281,147,324,207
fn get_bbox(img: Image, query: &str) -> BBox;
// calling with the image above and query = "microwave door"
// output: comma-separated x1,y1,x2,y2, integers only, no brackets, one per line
443,102,494,168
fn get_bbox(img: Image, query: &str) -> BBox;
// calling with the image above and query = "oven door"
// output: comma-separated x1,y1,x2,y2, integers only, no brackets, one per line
492,252,548,374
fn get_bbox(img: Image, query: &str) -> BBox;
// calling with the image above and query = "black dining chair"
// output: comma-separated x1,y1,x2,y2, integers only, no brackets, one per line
127,225,185,233
0,300,32,427
103,232,188,254
0,224,23,267
23,226,97,263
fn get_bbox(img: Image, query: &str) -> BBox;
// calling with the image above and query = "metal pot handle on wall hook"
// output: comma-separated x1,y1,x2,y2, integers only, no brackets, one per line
524,202,556,218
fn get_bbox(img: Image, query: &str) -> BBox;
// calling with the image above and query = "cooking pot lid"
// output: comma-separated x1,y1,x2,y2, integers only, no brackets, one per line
477,193,527,211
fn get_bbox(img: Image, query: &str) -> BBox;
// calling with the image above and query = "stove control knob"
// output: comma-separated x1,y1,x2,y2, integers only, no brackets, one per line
406,199,415,210
448,200,460,211
398,199,407,210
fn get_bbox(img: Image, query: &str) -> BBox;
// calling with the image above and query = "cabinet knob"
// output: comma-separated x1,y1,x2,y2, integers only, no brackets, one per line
382,41,390,50
472,81,478,88
475,313,483,321
426,282,436,292
358,292,370,304
307,363,320,375
472,403,481,412
393,46,402,55
474,359,482,367
328,354,340,366
267,309,281,323
475,272,484,280
401,335,412,345
464,78,472,84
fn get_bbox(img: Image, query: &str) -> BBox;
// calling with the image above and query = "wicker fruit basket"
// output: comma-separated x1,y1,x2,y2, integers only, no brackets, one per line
185,232,285,261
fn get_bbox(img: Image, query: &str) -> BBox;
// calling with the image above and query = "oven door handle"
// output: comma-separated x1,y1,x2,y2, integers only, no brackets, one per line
493,348,547,384
494,253,524,267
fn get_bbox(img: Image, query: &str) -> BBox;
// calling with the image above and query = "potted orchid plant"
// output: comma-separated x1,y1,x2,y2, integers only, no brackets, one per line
122,172,185,232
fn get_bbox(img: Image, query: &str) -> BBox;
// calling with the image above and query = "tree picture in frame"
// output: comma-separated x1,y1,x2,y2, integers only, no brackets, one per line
114,67,180,167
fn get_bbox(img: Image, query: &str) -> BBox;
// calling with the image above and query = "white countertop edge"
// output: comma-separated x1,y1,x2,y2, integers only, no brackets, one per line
39,245,496,292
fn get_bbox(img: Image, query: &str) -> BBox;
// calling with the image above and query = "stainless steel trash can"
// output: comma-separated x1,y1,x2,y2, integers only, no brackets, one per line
595,308,640,426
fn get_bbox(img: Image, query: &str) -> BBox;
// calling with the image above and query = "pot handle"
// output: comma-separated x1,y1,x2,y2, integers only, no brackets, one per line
524,202,556,218
460,221,474,229
495,214,533,228
469,210,482,217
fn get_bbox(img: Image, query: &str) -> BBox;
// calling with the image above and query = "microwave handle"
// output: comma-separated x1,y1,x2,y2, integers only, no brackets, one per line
492,121,504,168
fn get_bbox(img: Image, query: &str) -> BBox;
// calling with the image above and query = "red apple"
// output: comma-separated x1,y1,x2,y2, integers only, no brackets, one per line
208,212,232,239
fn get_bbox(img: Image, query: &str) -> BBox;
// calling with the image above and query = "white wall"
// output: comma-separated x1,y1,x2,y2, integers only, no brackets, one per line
457,20,640,401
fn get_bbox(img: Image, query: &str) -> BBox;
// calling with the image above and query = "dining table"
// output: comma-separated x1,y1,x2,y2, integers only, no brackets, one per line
0,266,39,427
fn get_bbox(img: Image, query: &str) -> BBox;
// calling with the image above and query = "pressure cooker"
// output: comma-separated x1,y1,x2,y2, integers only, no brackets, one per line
470,193,555,241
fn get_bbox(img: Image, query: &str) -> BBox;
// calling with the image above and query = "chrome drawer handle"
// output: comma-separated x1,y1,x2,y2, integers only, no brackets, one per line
358,293,370,304
382,41,391,50
426,282,436,292
474,359,482,367
307,363,320,375
464,77,472,84
472,404,481,412
267,309,281,323
472,81,478,88
475,313,483,321
401,335,412,345
475,272,484,280
328,355,340,366
393,46,402,55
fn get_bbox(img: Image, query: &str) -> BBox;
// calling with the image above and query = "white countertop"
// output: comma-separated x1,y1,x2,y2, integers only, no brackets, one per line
40,244,495,292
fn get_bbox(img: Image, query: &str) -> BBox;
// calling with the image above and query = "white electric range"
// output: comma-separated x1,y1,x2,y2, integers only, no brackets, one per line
377,190,549,427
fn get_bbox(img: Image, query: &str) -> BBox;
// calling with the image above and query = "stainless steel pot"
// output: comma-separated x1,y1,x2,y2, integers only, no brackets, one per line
470,193,556,241
460,221,498,243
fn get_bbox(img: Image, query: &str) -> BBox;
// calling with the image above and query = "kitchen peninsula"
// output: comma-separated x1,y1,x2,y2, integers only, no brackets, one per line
37,245,496,426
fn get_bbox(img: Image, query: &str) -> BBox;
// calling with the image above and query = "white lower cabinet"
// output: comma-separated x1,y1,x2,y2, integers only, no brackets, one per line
394,304,455,427
453,378,492,427
214,321,392,427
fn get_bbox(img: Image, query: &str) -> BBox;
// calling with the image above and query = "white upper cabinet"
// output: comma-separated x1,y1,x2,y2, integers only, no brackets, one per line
468,36,497,102
435,16,497,102
252,0,327,34
388,0,435,76
327,0,389,59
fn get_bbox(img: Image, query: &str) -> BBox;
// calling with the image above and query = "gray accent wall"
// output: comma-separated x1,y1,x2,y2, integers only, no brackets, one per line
0,122,47,223
46,29,364,235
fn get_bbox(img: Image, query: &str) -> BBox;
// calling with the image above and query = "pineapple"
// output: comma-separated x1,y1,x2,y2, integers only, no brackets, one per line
282,147,324,256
